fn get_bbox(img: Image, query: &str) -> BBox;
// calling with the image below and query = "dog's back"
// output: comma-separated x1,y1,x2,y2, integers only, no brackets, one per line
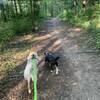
24,51,39,93
24,59,32,80
44,51,60,74
24,52,39,80
44,52,60,64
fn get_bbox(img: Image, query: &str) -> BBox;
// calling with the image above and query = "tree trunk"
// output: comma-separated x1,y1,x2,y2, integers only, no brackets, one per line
30,0,33,24
1,4,7,22
13,0,18,16
82,0,89,11
18,0,22,15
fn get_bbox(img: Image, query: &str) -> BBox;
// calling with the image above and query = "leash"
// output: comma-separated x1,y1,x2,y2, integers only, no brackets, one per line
32,59,38,100
33,80,37,100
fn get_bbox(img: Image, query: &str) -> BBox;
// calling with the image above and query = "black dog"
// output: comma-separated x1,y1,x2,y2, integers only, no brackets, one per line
44,51,60,74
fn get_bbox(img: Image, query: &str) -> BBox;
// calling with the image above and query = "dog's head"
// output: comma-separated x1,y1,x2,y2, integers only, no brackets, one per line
44,51,49,56
44,51,60,61
27,51,38,60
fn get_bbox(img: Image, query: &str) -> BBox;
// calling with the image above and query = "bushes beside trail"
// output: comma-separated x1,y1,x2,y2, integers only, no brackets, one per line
0,17,32,47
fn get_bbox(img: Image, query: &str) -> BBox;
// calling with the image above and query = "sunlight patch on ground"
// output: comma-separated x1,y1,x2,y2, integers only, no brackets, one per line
10,34,34,44
72,28,82,32
48,39,61,52
53,29,65,34
66,28,83,38
13,51,28,60
53,39,61,45
51,40,61,51
35,34,52,41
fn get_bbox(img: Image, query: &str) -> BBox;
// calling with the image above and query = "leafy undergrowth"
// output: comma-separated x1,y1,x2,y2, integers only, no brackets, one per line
59,3,100,50
0,17,33,48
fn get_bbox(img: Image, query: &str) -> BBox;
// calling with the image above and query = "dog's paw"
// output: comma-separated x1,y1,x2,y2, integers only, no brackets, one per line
56,68,60,75
56,71,59,75
28,90,31,94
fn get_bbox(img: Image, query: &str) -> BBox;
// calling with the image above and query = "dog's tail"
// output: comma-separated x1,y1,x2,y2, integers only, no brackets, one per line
55,56,60,61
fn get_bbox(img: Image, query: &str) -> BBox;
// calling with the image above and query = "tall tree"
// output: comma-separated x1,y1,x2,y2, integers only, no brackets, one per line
13,0,18,16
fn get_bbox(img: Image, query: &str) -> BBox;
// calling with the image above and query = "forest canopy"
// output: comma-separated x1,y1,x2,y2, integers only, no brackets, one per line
0,0,100,48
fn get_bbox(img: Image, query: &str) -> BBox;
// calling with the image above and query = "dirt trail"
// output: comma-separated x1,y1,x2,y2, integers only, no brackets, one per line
50,18,100,100
1,18,100,100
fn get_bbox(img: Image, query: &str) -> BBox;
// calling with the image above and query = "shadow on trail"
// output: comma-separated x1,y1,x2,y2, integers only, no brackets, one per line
0,27,63,100
0,61,26,100
0,18,78,100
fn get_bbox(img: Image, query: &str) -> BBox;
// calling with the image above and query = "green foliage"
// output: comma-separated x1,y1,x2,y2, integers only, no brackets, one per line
0,17,33,47
13,17,32,34
0,22,15,44
95,29,100,49
58,10,67,21
86,4,100,49
59,2,100,49
0,0,100,49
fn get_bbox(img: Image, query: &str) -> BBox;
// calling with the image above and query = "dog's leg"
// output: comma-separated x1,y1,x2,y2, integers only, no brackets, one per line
50,64,54,73
28,78,31,94
55,66,59,75
55,61,59,75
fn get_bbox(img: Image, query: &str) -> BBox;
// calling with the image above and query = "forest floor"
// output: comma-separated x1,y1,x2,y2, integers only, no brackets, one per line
0,18,100,100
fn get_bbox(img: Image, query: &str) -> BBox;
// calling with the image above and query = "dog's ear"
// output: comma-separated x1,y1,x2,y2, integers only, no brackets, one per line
55,56,60,60
32,54,35,59
44,51,46,55
27,53,32,60
44,51,49,55
44,52,46,55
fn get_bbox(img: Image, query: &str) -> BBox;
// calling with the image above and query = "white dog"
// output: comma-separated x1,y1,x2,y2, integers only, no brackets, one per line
24,51,39,94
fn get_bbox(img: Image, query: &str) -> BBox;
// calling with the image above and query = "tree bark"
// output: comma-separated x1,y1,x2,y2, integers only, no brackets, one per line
13,0,18,16
1,4,7,22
